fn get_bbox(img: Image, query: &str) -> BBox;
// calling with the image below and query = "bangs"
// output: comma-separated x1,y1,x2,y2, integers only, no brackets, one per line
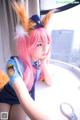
39,28,51,45
29,28,51,48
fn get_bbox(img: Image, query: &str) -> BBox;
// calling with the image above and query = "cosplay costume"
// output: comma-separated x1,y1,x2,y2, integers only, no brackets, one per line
0,1,53,105
0,11,42,105
0,56,41,104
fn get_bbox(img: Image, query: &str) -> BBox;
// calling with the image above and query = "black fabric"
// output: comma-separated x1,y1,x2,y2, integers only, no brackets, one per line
0,83,35,105
0,83,19,105
29,77,36,100
0,56,40,104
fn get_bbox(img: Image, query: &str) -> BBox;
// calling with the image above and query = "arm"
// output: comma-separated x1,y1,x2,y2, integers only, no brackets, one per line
41,60,53,86
7,58,51,120
40,48,53,85
13,77,50,120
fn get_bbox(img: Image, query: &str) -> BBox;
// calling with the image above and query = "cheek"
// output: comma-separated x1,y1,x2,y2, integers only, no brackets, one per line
33,45,44,56
34,48,42,57
46,44,50,51
32,49,38,57
35,49,41,56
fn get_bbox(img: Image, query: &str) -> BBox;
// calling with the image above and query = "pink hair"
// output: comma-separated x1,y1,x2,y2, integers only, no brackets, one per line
16,28,51,91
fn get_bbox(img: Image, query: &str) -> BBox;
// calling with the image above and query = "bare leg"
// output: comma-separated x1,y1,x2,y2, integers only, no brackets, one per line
9,104,30,120
0,103,11,120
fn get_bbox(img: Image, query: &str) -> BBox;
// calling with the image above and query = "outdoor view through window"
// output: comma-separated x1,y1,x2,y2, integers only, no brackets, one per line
40,0,80,67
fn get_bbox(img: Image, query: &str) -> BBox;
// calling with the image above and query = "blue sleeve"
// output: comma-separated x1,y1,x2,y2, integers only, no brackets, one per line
6,58,21,86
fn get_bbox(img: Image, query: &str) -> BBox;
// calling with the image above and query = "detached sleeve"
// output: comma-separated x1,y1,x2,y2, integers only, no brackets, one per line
6,58,21,86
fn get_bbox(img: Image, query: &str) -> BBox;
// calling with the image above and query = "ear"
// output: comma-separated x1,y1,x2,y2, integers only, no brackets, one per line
12,1,29,31
41,11,53,28
11,1,37,32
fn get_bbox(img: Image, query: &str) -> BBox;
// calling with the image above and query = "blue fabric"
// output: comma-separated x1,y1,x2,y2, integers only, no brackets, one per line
7,57,41,86
30,15,44,29
7,58,24,86
29,59,41,100
31,59,41,81
5,57,41,102
0,57,41,104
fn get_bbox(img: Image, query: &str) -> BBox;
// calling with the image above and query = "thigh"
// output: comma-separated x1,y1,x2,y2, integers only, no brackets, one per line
9,104,28,120
0,103,10,119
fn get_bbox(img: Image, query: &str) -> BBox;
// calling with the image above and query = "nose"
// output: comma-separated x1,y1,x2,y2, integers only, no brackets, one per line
43,44,49,53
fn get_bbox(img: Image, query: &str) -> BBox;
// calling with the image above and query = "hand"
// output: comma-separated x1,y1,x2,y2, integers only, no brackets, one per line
40,49,51,63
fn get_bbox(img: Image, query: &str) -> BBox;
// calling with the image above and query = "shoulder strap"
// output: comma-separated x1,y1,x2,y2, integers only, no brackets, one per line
10,56,23,78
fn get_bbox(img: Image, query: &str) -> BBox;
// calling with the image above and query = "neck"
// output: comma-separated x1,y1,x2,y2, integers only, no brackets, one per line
31,56,39,62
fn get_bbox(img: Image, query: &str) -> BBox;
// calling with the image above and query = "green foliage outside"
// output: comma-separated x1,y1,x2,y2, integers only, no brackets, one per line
56,0,75,3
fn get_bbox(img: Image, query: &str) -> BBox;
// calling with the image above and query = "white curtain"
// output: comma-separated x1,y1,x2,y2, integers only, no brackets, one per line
0,0,40,69
0,0,17,69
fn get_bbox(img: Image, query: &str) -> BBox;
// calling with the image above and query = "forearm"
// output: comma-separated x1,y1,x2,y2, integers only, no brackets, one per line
41,63,53,86
20,95,50,120
13,78,50,120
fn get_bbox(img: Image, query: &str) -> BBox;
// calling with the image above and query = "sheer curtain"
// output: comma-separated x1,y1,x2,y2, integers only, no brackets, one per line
0,0,40,69
0,0,17,69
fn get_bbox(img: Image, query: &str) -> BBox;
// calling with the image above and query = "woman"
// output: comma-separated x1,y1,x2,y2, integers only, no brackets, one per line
0,2,53,120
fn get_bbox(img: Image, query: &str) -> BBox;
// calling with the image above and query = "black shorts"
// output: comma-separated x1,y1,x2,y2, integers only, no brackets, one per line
0,83,35,105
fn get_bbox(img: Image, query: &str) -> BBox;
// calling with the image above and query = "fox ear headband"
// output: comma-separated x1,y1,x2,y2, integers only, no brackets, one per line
11,1,53,33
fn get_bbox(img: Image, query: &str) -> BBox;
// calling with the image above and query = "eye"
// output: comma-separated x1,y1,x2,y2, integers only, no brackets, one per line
37,43,42,47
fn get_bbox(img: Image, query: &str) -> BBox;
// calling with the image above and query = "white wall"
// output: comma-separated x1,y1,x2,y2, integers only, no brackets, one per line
28,0,40,17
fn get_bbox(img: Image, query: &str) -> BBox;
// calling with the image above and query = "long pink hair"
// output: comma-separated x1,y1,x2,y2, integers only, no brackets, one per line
16,28,51,91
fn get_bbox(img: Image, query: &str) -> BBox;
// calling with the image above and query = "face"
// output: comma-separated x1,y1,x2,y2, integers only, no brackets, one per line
31,40,50,61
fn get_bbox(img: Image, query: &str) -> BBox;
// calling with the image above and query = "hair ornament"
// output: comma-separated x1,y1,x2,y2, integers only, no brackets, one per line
15,24,28,39
12,1,29,32
29,15,44,29
11,1,53,32
41,11,53,28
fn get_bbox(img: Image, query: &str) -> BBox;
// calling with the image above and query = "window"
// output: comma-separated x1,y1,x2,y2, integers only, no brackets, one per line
40,0,80,67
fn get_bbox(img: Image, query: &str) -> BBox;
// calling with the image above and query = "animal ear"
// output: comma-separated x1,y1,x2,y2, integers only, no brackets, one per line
11,1,37,32
28,19,37,31
41,11,53,28
11,1,29,32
